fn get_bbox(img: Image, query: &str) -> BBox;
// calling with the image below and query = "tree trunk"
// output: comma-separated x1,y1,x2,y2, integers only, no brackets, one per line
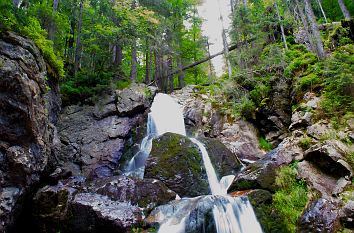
74,0,84,75
114,44,123,67
48,0,60,41
295,0,316,54
130,41,138,81
316,0,328,23
275,0,288,50
338,0,351,20
177,57,185,88
145,37,151,84
167,56,174,93
222,29,232,79
304,0,325,58
12,0,22,8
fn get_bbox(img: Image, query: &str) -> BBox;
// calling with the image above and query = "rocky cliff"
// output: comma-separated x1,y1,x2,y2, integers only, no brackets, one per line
0,31,61,232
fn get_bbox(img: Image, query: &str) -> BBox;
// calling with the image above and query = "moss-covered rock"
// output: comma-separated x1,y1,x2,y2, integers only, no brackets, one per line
145,133,209,197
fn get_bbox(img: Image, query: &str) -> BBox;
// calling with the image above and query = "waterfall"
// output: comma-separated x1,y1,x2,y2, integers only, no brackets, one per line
125,93,263,233
124,93,186,178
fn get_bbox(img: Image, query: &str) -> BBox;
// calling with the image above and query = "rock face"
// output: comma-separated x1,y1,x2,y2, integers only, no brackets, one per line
55,84,157,178
0,31,60,231
145,133,209,197
33,175,176,233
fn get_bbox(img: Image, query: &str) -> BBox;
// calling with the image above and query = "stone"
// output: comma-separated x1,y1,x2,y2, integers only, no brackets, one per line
198,137,243,177
289,111,313,130
116,83,157,117
298,198,341,233
307,121,332,140
0,31,60,231
228,137,303,192
33,175,175,232
339,201,354,229
145,133,209,197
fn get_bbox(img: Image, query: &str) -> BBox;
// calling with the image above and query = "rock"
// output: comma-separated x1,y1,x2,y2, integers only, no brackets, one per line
289,111,313,130
56,104,145,177
219,121,264,162
0,31,60,231
198,137,242,177
33,175,175,232
93,94,117,120
339,201,354,229
304,140,353,179
303,92,320,109
89,176,176,211
307,121,332,140
246,189,272,206
298,161,348,199
145,133,209,197
298,198,341,233
116,83,157,117
228,137,303,192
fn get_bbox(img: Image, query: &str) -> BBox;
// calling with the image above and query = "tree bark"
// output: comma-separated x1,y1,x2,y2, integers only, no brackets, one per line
275,0,288,50
48,0,60,41
74,0,84,75
295,0,316,54
316,0,328,23
130,41,138,81
114,44,123,67
338,0,351,20
304,0,326,58
145,37,151,84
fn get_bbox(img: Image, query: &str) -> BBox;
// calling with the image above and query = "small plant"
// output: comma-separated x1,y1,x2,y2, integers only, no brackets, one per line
299,136,312,150
259,137,273,151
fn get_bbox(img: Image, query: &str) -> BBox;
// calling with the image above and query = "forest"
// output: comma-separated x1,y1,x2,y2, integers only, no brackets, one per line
0,0,354,232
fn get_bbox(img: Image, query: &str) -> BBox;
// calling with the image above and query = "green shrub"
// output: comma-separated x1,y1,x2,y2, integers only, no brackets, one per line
299,136,312,150
273,165,308,233
116,79,131,90
284,52,317,78
296,73,322,93
259,137,273,151
232,97,256,120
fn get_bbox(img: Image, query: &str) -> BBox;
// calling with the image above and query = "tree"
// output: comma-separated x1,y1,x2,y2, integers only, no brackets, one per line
338,0,351,19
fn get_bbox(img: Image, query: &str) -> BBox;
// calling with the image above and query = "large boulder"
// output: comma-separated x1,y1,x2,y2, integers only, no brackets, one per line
0,31,60,231
32,175,176,233
228,137,303,192
298,198,341,233
116,83,157,117
198,137,243,177
145,133,209,197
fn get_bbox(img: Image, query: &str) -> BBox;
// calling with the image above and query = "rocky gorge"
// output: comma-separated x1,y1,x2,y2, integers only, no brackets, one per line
0,31,354,233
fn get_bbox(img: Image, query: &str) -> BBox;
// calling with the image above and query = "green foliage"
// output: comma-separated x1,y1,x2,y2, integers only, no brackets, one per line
232,97,256,120
273,165,308,233
60,71,112,105
296,73,322,93
284,51,317,78
320,45,354,116
259,137,273,151
299,136,312,150
115,79,131,90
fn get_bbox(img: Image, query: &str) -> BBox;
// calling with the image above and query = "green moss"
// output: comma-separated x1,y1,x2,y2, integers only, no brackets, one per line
116,79,131,90
259,137,273,151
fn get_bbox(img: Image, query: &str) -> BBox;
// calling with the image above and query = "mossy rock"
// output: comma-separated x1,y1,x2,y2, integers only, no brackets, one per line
145,133,209,197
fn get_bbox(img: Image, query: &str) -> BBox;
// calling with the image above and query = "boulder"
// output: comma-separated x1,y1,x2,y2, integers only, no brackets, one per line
198,137,242,177
56,104,145,178
228,137,303,192
0,31,60,231
145,133,209,197
33,175,176,233
304,140,353,178
116,83,157,117
298,198,341,233
339,201,354,229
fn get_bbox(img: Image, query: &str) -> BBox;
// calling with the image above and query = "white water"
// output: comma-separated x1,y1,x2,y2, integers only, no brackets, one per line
124,93,186,178
125,93,263,233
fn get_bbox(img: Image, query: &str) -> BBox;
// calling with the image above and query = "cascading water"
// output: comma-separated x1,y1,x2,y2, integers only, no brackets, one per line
125,93,263,233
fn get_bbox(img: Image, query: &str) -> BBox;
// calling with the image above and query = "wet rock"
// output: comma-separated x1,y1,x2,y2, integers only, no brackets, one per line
298,198,341,233
228,137,303,192
33,175,175,232
198,137,242,177
0,31,60,231
145,133,209,197
116,83,157,117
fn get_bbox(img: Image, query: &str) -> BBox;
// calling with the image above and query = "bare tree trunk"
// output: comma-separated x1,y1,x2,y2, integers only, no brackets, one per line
130,41,138,81
48,0,60,41
304,0,325,58
275,0,288,50
222,29,232,79
338,0,351,20
74,0,84,75
167,56,174,93
316,0,328,23
206,38,214,82
145,37,151,84
177,57,185,88
295,0,316,53
114,44,123,67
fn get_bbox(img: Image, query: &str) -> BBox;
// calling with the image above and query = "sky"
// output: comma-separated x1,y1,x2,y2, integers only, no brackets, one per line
197,0,232,76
